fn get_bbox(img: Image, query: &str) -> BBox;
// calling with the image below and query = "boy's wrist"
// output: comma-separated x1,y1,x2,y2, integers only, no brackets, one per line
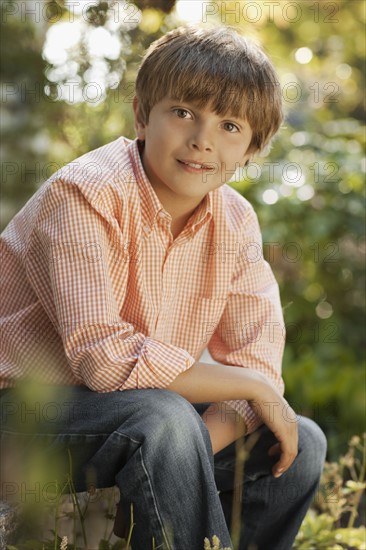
239,368,271,401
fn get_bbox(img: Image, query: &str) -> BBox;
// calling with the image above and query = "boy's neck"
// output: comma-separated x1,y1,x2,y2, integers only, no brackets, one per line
138,139,207,237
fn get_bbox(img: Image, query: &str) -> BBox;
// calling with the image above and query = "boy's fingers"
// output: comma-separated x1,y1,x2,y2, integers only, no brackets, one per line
272,445,298,477
270,436,298,477
272,461,286,477
268,442,289,475
272,455,291,477
265,407,299,477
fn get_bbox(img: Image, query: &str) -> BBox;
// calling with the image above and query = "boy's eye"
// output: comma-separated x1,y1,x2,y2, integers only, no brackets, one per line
173,108,191,119
223,122,240,133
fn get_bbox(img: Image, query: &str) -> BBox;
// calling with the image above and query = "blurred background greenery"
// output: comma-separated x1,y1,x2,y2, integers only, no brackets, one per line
1,0,365,460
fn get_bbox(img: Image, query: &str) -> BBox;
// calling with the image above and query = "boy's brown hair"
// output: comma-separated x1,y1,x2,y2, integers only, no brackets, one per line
135,25,283,155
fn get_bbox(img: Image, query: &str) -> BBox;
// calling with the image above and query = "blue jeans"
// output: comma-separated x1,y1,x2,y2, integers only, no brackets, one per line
0,385,327,550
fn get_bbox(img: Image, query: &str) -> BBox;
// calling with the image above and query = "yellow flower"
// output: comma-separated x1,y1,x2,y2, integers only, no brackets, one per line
203,535,233,550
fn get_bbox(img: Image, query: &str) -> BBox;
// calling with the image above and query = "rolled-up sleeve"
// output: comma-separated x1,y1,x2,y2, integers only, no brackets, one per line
207,206,285,434
26,180,194,392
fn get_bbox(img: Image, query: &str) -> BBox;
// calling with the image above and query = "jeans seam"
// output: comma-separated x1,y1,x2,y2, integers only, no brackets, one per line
140,445,173,550
115,431,143,446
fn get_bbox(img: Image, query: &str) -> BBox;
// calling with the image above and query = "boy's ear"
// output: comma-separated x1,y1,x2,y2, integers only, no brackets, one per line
133,96,146,140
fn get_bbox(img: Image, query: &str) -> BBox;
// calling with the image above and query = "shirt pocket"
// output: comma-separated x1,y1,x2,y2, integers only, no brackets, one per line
168,294,228,357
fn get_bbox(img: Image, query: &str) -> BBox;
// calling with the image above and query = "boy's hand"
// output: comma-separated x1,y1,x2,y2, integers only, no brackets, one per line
249,384,299,478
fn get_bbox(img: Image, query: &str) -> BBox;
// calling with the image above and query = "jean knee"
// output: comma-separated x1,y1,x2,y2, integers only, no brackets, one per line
130,389,211,454
297,416,327,477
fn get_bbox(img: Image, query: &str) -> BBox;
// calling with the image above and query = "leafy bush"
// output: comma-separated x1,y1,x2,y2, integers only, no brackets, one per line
294,434,366,549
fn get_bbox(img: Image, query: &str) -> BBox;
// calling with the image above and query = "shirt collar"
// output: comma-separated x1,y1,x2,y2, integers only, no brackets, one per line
127,138,213,237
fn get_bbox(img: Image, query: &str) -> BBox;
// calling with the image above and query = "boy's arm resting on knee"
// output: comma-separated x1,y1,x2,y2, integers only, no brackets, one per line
167,362,298,475
167,361,267,404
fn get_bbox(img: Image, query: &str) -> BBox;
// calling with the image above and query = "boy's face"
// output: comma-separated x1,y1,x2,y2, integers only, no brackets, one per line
133,96,253,210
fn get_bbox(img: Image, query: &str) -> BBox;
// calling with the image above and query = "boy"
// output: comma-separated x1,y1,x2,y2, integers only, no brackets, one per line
0,26,327,549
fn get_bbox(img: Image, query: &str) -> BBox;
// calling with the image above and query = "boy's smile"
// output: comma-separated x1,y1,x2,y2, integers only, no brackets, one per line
133,96,253,225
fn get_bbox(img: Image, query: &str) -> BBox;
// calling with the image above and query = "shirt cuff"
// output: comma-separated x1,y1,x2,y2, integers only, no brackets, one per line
121,336,195,390
223,399,263,435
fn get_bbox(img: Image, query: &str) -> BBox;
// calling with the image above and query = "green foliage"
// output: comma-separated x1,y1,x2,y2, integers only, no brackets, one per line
294,433,366,549
294,512,366,549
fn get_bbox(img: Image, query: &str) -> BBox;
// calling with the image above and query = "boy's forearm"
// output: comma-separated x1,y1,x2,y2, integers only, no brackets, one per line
167,363,256,454
167,362,270,454
166,361,266,404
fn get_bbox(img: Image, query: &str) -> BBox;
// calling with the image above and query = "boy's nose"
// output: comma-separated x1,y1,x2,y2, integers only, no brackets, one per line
188,126,214,152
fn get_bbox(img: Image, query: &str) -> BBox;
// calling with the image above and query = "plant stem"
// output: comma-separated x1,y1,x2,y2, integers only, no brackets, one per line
125,503,135,549
54,480,59,550
347,434,366,529
230,430,259,550
67,448,88,548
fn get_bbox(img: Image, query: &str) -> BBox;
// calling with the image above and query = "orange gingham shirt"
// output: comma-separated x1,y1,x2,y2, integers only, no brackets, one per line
0,137,285,434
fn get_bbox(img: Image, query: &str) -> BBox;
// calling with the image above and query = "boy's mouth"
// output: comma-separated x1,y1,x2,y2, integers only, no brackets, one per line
177,159,215,172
